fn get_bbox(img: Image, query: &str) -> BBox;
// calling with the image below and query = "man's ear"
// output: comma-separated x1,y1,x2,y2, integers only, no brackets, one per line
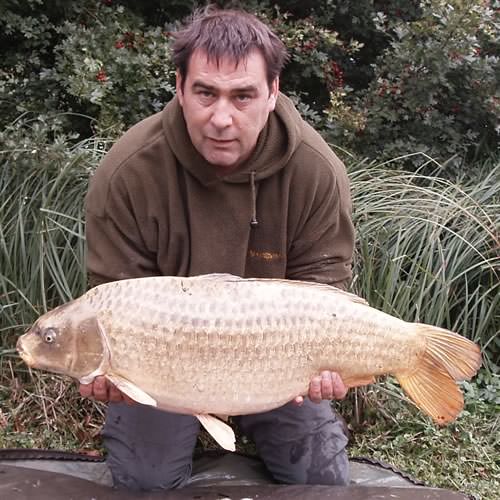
268,77,279,112
176,70,184,107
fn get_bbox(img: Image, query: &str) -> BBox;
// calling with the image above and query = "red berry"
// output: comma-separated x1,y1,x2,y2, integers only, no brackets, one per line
96,70,107,82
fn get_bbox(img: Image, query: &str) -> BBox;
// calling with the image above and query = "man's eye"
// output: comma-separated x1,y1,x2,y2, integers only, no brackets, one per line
236,95,251,102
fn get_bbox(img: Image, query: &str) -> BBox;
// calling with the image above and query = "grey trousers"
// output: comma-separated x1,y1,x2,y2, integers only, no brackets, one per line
102,400,349,491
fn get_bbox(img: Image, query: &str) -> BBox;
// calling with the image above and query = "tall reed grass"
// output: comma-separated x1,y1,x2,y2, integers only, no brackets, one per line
349,156,499,368
0,117,109,345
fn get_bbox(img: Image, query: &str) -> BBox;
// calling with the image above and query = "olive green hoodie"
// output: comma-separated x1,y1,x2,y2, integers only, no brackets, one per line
85,93,354,289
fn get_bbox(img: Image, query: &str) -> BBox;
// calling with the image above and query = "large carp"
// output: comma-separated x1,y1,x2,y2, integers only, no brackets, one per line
17,274,481,450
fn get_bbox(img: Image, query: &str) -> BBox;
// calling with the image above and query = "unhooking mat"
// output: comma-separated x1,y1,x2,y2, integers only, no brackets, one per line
0,449,472,499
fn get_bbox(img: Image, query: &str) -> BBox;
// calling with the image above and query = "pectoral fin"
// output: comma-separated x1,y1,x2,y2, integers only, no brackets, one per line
196,414,235,451
106,373,157,407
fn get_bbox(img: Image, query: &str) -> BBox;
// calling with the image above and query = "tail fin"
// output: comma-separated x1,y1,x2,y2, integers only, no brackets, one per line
397,325,481,425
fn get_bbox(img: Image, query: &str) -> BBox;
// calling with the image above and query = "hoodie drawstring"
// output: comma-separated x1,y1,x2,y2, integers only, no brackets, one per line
249,171,258,227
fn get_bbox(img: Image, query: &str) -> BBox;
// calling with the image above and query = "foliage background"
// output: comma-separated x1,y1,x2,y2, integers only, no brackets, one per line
0,0,499,498
1,0,498,170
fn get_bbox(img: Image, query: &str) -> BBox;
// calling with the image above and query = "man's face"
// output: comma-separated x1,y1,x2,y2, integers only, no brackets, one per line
176,49,279,172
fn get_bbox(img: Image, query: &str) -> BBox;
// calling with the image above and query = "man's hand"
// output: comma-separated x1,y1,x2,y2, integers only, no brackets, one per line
79,376,135,404
294,371,347,406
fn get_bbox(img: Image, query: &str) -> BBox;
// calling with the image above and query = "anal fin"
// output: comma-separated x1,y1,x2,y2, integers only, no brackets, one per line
196,414,235,451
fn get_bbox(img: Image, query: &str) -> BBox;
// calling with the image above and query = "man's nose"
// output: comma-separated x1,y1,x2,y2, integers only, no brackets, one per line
210,100,233,129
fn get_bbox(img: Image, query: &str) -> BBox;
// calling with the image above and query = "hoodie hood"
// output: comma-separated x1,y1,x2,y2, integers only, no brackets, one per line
162,93,303,186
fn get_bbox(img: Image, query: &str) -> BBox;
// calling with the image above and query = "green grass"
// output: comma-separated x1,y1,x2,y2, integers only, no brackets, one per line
345,381,500,500
0,354,105,452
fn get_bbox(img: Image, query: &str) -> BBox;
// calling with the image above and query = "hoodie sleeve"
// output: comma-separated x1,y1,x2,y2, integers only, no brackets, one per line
286,148,354,290
85,165,160,288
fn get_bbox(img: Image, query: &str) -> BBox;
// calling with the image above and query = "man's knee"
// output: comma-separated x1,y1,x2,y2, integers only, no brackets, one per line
107,453,192,491
241,400,350,486
102,403,199,491
271,426,350,486
300,445,350,486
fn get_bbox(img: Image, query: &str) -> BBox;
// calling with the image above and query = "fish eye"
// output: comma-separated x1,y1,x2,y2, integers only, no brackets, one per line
43,328,57,344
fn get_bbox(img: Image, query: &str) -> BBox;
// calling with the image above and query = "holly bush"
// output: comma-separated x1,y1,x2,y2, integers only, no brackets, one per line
0,1,176,137
53,6,176,135
324,0,499,173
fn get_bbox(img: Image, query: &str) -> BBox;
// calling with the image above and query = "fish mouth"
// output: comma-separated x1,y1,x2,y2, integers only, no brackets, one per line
16,337,34,367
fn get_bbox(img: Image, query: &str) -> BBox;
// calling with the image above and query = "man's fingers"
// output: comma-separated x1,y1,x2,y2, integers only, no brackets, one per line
293,395,304,406
308,372,348,403
79,377,131,404
92,376,109,401
331,371,348,400
79,383,93,399
320,371,334,400
309,376,322,403
123,393,136,405
108,383,124,402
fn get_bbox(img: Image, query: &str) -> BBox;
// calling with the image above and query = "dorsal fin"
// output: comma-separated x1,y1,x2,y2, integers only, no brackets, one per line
244,277,369,306
265,278,369,305
189,273,242,281
190,274,369,306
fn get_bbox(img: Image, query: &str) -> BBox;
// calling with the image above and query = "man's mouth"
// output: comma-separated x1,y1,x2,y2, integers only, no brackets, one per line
208,138,235,145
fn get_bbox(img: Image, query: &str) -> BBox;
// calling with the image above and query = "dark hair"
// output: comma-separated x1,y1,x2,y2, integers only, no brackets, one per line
172,6,289,89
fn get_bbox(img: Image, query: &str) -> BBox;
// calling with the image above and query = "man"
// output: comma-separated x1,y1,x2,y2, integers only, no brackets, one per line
81,7,354,491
